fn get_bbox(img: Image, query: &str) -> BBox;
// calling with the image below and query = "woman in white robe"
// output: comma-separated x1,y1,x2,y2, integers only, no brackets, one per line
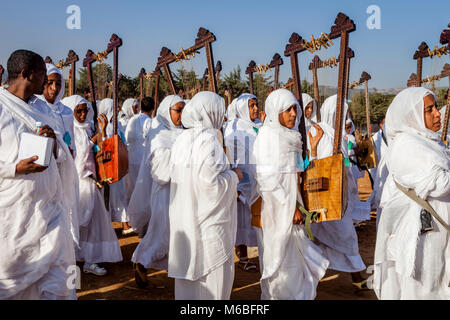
0,83,76,299
368,118,389,226
224,93,258,271
308,94,367,288
64,95,123,276
343,117,371,223
168,91,241,300
30,67,81,250
252,89,329,300
124,98,149,204
373,87,449,300
131,95,185,285
97,98,132,233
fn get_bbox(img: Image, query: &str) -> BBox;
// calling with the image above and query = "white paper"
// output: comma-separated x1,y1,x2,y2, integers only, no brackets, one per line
18,132,54,166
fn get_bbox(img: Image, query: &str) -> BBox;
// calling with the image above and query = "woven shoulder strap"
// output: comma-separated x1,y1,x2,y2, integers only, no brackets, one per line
394,180,450,233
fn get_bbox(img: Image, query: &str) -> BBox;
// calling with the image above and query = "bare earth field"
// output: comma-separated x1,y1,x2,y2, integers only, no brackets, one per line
77,172,377,300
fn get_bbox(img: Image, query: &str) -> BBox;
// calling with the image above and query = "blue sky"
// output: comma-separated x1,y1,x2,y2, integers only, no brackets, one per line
0,0,448,89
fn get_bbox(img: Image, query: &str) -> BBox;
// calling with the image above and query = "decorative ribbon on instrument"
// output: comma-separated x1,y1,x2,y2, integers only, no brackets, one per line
303,33,334,54
55,60,66,70
296,201,320,241
427,45,449,58
321,56,338,68
143,72,157,80
348,80,361,89
422,74,442,83
174,47,201,63
93,50,109,63
255,63,271,74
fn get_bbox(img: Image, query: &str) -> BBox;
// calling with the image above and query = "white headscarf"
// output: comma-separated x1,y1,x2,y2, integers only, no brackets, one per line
302,93,318,130
61,95,93,130
385,87,441,143
226,97,238,122
127,95,184,237
181,91,225,130
38,63,65,105
98,98,114,122
122,98,138,119
235,93,257,123
151,95,184,153
254,89,303,176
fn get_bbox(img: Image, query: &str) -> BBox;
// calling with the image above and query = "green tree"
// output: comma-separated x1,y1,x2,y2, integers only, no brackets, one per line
218,66,248,99
349,92,395,132
173,66,199,92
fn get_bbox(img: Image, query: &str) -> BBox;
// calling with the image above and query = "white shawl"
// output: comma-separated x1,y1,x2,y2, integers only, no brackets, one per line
168,91,238,281
128,95,183,236
253,89,304,279
375,87,450,293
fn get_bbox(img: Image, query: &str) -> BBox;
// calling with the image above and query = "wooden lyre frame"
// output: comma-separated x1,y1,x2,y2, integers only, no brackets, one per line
0,65,4,85
245,53,283,96
308,47,354,122
82,34,128,184
287,13,355,222
349,71,378,169
440,24,450,145
413,38,449,87
105,74,123,99
201,60,222,93
138,67,158,108
155,27,219,107
44,50,79,96
252,13,355,227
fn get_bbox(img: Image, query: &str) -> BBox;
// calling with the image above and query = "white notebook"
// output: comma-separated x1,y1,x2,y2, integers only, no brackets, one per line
18,132,54,167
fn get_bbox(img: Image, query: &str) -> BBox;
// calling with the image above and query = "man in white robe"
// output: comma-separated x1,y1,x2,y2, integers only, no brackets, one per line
374,87,449,300
253,89,329,300
0,50,76,299
131,95,184,287
168,91,241,300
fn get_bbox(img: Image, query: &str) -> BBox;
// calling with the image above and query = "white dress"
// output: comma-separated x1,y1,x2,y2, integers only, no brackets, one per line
168,92,238,300
253,89,329,300
374,87,450,300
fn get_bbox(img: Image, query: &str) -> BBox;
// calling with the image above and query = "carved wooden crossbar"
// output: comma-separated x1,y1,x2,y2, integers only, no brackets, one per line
440,24,450,143
246,53,283,95
156,27,219,100
83,34,122,134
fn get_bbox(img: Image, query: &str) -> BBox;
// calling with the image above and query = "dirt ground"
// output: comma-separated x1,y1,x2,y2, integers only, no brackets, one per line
77,172,377,300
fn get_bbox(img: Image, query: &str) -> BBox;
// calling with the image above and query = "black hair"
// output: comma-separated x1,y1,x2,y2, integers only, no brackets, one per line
141,96,155,113
7,49,44,82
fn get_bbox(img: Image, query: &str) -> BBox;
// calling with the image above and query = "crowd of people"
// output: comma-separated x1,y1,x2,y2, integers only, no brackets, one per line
0,49,448,300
